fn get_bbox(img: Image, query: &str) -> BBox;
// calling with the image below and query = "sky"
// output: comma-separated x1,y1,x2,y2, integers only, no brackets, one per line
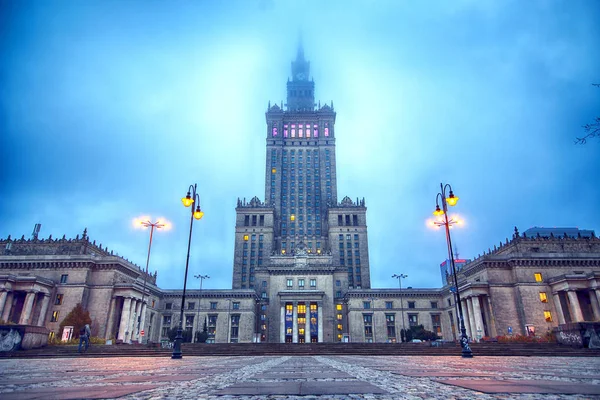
1,0,599,292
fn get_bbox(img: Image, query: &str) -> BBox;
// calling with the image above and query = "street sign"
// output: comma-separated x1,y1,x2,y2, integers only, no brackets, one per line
140,330,145,336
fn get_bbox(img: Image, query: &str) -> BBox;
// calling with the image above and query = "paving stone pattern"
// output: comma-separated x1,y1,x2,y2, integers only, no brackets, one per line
0,355,599,399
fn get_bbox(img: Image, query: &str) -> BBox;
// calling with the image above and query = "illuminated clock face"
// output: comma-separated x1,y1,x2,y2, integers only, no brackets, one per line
296,72,306,80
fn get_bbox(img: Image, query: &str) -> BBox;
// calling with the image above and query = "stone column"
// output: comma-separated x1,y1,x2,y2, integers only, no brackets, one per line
292,303,298,343
19,291,37,325
305,313,310,344
567,290,584,322
117,297,132,342
318,304,323,342
139,302,148,342
552,292,566,325
471,296,484,341
105,297,118,340
589,291,600,321
127,299,138,343
466,297,477,340
483,296,497,337
0,291,8,319
36,294,51,326
132,300,142,342
1,292,14,322
280,305,285,343
461,299,471,338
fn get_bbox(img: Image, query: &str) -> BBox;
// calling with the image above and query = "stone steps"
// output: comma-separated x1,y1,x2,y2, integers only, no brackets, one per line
3,342,600,358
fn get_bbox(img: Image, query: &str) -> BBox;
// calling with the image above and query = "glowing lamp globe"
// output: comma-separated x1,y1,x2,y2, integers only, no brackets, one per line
446,191,459,207
182,195,194,207
433,205,444,216
193,209,204,220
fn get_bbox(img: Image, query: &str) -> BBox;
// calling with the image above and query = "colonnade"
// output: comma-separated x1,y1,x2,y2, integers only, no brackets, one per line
279,301,323,343
460,294,493,341
106,296,147,343
552,288,600,324
0,289,51,326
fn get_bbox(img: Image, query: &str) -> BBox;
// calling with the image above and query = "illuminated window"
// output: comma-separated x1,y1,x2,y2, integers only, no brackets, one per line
55,294,63,305
272,125,277,136
539,292,548,303
534,273,543,282
337,324,343,330
243,235,249,241
48,331,55,341
51,311,59,322
291,125,296,137
544,311,552,322
336,304,343,311
290,214,295,221
324,123,329,137
337,333,342,340
299,126,303,137
272,168,276,174
337,314,343,320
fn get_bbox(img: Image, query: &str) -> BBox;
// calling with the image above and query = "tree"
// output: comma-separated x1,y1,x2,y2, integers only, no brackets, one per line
195,319,208,343
409,324,438,341
59,303,92,338
167,327,192,343
576,84,600,144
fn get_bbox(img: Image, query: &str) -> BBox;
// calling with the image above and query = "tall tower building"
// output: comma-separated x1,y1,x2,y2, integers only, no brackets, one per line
231,46,371,342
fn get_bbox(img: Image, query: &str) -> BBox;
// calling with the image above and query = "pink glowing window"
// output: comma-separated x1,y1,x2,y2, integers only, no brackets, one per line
324,127,329,137
284,124,288,138
272,126,278,137
306,126,311,138
299,127,303,137
314,125,318,137
291,125,296,138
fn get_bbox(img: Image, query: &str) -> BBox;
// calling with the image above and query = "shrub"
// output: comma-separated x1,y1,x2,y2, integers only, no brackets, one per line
59,303,91,338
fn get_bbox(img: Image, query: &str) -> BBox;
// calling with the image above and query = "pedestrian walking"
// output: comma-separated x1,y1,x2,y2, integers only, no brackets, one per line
78,324,91,353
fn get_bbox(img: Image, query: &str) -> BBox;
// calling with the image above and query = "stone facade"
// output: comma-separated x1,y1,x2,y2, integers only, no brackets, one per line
1,49,600,346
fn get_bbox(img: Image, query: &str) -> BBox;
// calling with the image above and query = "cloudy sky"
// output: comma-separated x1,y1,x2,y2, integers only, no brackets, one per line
1,0,599,291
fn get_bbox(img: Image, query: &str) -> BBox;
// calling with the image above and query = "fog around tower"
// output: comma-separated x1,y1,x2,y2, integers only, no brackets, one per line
1,0,599,291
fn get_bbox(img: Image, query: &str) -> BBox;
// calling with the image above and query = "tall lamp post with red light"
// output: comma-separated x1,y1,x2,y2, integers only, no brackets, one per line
133,217,170,343
172,184,204,359
432,183,473,358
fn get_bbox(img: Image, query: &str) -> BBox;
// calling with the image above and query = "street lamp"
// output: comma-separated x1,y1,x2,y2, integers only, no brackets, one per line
172,183,204,359
433,183,473,358
392,274,407,342
193,274,209,343
134,218,168,343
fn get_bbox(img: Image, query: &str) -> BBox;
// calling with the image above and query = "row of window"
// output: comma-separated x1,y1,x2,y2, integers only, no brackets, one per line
164,301,240,311
271,123,330,138
243,215,265,227
286,278,317,289
338,215,359,226
363,301,439,310
161,314,241,343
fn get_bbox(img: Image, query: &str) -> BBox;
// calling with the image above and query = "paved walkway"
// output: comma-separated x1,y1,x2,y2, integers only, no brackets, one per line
1,355,599,399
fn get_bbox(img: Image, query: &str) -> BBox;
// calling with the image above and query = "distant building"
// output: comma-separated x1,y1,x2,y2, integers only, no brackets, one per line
440,259,471,286
524,227,595,239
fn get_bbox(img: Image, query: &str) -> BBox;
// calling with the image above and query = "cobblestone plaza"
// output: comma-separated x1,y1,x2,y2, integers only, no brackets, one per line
1,355,599,399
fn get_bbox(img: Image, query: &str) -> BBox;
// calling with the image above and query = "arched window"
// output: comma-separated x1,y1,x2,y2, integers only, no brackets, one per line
313,124,318,137
324,122,329,137
272,124,278,137
284,124,288,138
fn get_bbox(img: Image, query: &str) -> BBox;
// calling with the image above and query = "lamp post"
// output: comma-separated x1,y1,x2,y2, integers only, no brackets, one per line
193,274,209,343
172,183,204,359
135,219,166,343
433,183,473,358
392,273,407,342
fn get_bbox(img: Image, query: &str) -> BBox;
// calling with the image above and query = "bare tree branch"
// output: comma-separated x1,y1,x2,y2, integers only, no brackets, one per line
575,84,600,144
